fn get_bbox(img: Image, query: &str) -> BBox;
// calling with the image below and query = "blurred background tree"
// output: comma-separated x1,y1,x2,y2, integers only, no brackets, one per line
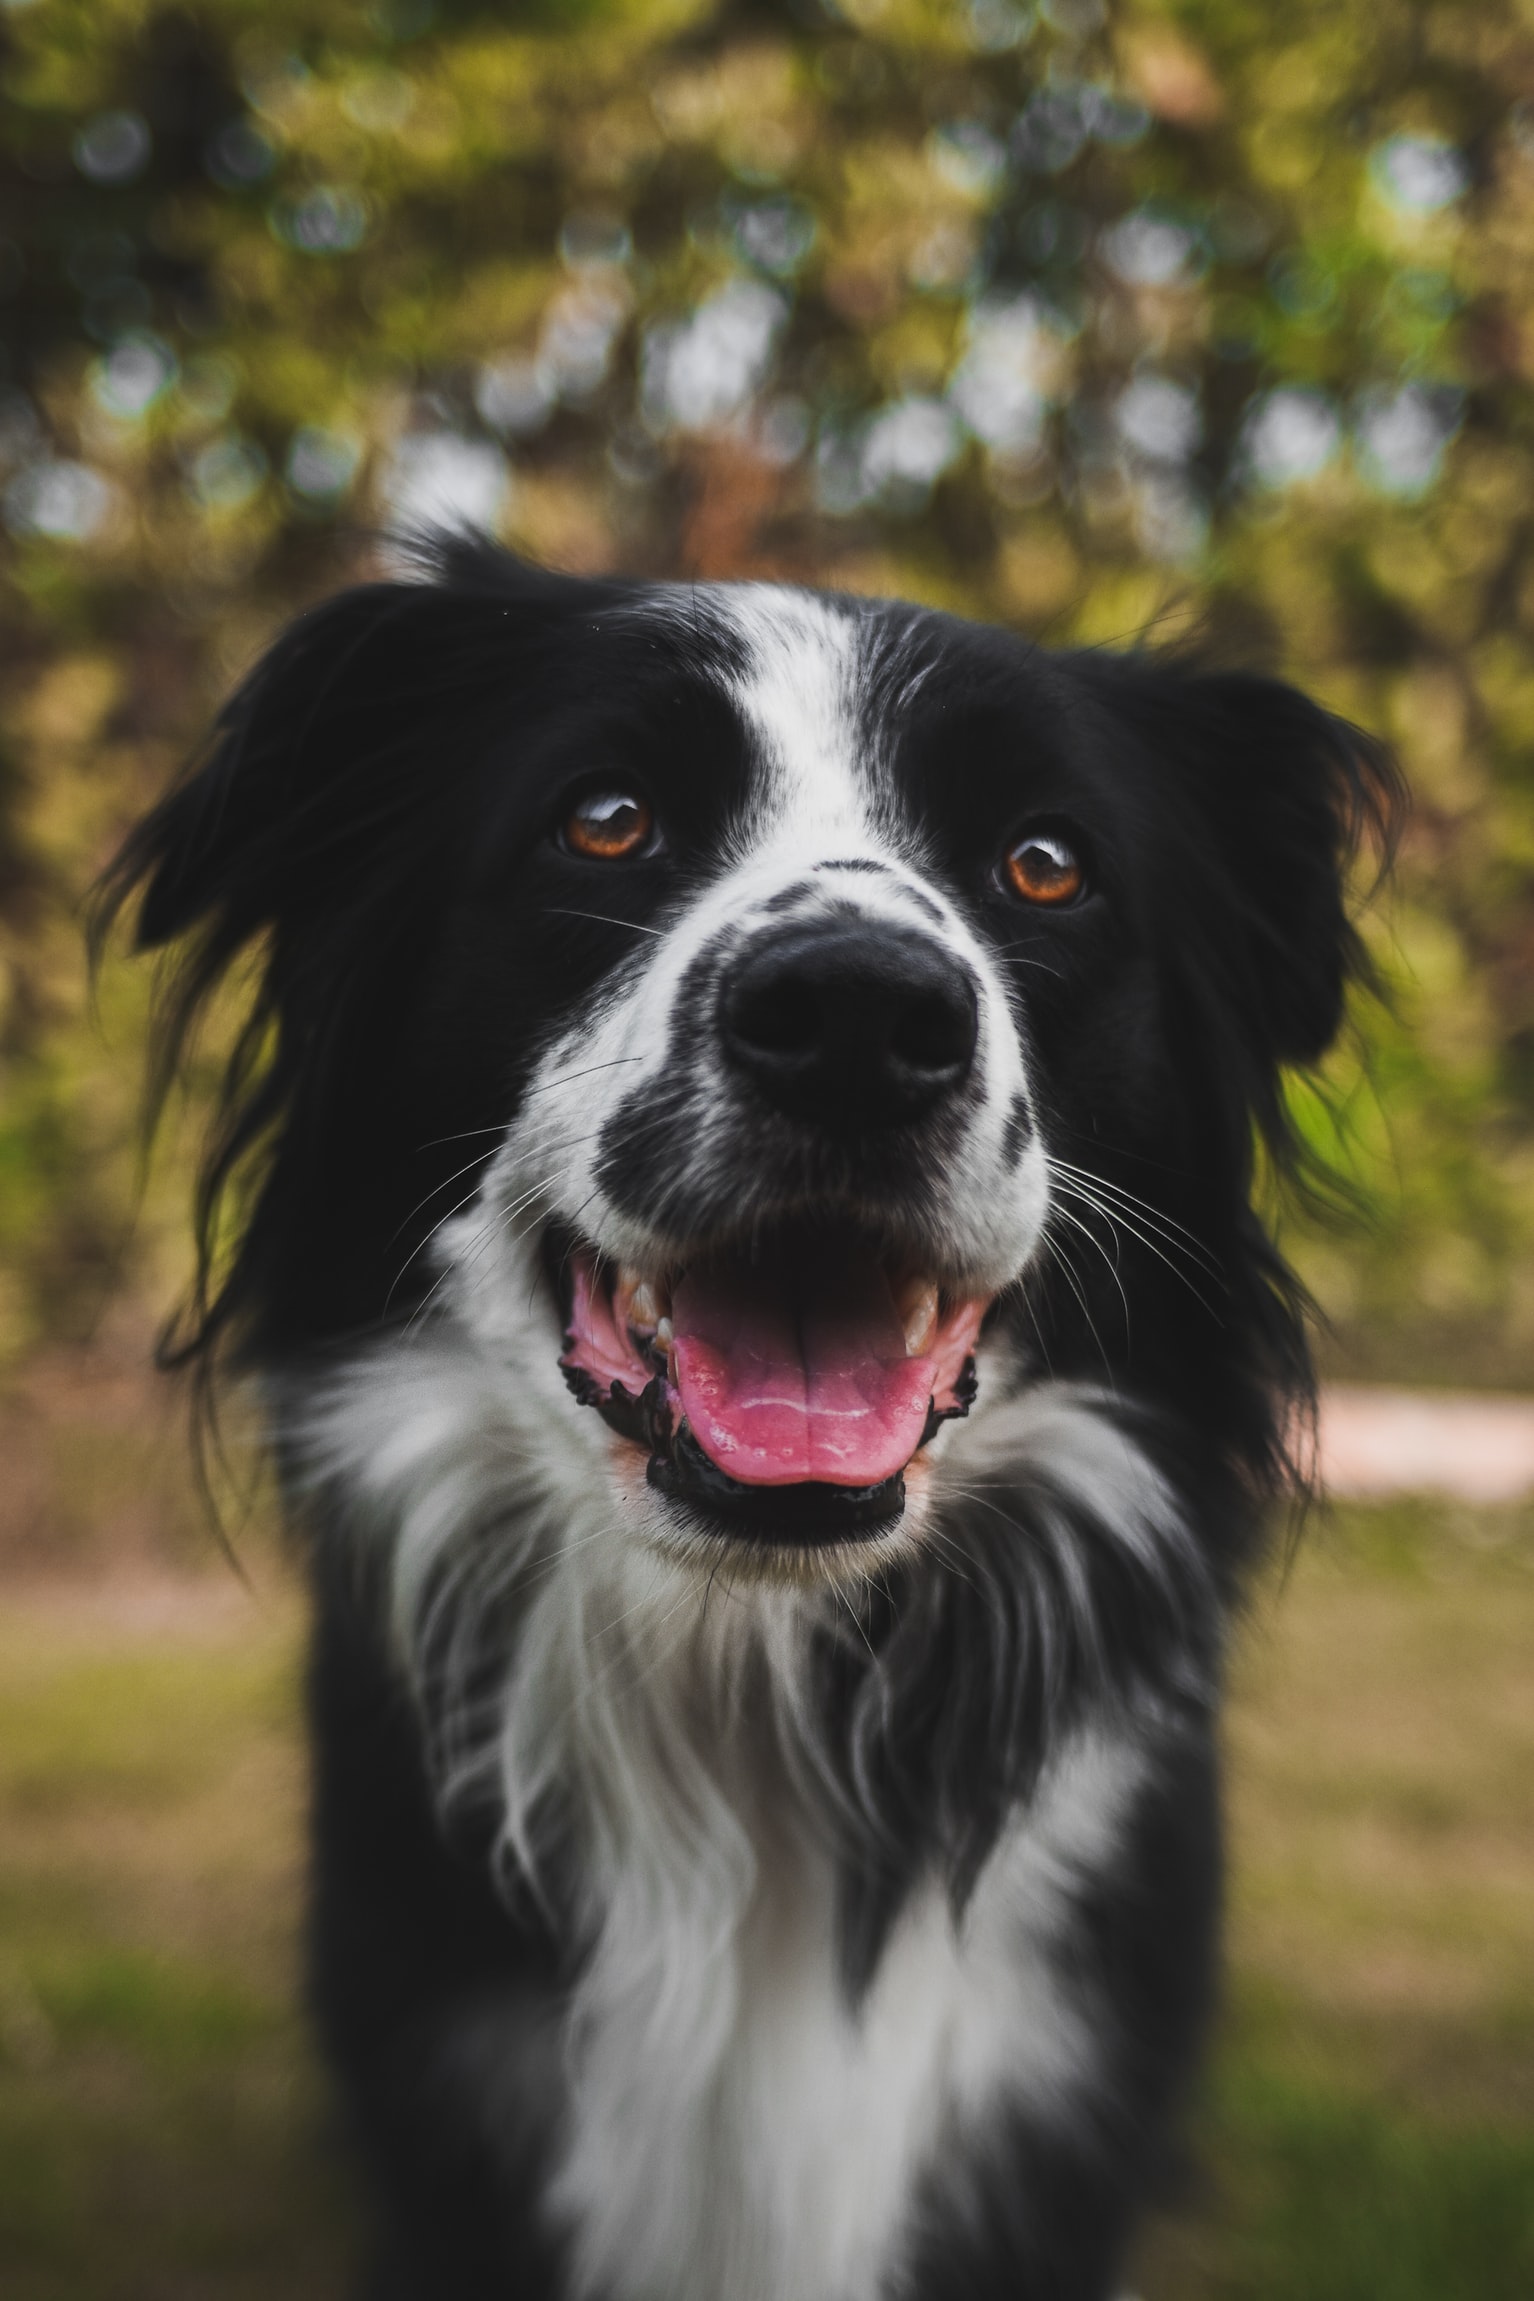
2,0,1532,1382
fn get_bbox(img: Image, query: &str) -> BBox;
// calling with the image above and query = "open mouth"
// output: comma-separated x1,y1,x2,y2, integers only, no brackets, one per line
553,1223,987,1546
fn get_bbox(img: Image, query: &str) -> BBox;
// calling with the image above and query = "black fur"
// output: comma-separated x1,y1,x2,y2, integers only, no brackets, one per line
99,541,1397,2301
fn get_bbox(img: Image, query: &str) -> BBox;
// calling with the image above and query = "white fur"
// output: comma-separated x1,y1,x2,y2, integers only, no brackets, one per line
285,1329,1178,2301
717,584,871,843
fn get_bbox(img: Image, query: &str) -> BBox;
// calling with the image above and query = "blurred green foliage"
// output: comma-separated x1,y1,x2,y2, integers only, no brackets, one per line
1,0,1532,1372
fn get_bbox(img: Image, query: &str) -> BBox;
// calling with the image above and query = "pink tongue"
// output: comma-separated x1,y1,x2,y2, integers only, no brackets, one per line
670,1243,936,1488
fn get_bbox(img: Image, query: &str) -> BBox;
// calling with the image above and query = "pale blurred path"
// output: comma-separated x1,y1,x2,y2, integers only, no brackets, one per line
1320,1385,1534,1502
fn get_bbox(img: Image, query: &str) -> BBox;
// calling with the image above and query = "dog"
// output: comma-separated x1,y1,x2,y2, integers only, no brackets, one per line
104,539,1392,2301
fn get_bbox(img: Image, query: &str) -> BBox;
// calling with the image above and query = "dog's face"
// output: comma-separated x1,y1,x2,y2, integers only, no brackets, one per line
119,547,1381,1583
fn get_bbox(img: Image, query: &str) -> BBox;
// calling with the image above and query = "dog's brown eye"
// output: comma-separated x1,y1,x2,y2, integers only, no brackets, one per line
563,791,654,861
1005,830,1085,907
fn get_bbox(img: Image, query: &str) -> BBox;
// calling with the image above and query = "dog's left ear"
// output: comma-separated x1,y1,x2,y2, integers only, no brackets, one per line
1090,657,1402,1069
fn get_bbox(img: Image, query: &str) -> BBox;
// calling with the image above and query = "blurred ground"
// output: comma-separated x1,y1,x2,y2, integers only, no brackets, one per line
0,1361,1531,2300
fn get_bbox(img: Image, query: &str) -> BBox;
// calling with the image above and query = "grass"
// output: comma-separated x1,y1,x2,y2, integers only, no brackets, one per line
1135,1494,1534,2299
0,1485,1531,2297
0,1577,357,2301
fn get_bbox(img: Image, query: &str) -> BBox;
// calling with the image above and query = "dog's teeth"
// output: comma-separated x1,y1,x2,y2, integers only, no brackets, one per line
897,1278,939,1358
627,1280,662,1334
614,1270,656,1337
613,1267,673,1351
655,1315,675,1358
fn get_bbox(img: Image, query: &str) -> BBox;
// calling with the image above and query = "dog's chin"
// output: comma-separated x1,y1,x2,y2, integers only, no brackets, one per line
605,1426,935,1587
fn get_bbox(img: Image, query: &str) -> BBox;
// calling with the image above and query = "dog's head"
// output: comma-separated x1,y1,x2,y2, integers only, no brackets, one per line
107,542,1392,1580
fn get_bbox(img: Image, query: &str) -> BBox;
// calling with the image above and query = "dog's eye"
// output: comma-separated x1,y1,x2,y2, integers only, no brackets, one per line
1004,829,1085,908
562,791,655,862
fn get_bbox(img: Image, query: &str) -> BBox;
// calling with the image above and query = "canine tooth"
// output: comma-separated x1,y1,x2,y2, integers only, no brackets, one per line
613,1270,655,1337
897,1278,939,1358
626,1280,662,1334
655,1315,675,1358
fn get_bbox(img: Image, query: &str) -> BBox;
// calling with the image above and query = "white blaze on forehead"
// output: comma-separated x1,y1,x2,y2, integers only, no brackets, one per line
714,586,875,852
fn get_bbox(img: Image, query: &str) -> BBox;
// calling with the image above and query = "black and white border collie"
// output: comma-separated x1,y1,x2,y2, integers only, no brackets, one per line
105,541,1393,2301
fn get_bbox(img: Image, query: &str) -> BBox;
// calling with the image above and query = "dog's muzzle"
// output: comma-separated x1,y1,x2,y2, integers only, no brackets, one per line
557,919,992,1544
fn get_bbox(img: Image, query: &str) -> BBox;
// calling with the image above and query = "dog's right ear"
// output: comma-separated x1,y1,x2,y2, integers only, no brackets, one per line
102,542,625,958
117,566,522,961
121,580,431,952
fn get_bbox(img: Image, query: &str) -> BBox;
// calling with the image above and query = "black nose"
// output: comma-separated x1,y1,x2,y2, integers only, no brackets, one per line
721,922,978,1132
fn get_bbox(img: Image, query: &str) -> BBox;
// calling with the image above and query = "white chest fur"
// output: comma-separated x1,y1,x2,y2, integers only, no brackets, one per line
545,1726,1141,2301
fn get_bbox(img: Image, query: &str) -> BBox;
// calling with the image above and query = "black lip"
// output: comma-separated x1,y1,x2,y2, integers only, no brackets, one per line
647,1424,907,1547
